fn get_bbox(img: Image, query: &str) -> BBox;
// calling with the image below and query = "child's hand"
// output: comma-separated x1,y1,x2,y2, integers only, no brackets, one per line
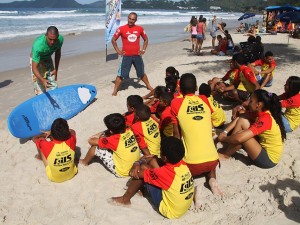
129,163,141,179
218,131,227,142
41,130,51,138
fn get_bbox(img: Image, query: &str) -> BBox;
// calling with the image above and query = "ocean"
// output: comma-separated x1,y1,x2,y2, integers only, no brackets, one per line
0,8,261,72
0,8,249,41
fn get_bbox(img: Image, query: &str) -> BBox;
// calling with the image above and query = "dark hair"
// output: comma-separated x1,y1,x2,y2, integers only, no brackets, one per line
160,92,174,106
247,36,256,43
104,113,126,134
180,73,197,95
165,82,176,94
134,104,151,122
232,53,246,65
190,16,196,24
202,18,207,23
161,137,185,164
222,22,226,28
255,36,262,43
166,66,180,79
127,95,143,108
191,17,198,26
199,83,211,97
264,51,273,58
129,12,138,20
51,118,71,141
253,89,286,141
154,86,167,98
165,74,178,86
46,26,59,36
217,34,222,39
285,76,300,98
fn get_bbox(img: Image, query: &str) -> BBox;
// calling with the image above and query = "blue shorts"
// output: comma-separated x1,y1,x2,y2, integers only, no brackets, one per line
256,75,273,87
281,115,293,133
196,34,204,39
218,51,226,56
145,183,162,209
253,148,277,169
118,55,145,79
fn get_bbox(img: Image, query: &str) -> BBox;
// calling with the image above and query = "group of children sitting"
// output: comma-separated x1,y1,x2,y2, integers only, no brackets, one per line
32,53,300,218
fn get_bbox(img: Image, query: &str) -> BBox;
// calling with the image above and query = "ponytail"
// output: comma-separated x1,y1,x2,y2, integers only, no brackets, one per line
268,92,286,142
254,90,286,142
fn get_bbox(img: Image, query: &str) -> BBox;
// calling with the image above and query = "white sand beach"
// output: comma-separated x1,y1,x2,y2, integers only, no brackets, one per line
0,28,300,225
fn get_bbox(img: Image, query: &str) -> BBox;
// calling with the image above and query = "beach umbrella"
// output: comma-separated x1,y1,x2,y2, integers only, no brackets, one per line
238,13,255,21
276,11,300,23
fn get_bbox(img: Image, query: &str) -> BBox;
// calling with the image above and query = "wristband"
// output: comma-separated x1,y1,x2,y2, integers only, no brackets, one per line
222,130,228,134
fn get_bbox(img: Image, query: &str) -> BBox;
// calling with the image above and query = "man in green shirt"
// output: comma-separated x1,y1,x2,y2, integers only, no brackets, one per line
30,26,63,95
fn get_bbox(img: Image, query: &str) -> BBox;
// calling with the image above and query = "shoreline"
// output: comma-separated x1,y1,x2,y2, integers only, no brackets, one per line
0,18,242,73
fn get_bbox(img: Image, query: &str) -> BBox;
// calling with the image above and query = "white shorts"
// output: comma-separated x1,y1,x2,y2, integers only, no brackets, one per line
95,147,121,177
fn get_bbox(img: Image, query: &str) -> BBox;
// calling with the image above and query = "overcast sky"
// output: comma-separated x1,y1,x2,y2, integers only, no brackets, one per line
0,0,97,3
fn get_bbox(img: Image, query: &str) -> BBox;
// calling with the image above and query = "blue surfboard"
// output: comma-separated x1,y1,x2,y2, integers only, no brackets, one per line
7,84,97,139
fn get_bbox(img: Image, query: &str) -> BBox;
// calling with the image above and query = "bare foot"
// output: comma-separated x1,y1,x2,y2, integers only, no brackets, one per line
109,196,131,206
34,154,42,161
208,178,223,196
79,159,88,166
112,92,117,96
193,186,203,210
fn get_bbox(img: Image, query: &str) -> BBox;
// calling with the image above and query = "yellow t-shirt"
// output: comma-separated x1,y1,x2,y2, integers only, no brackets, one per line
208,95,226,127
171,94,218,164
144,160,194,219
131,118,161,157
36,134,78,183
98,129,140,177
249,111,283,163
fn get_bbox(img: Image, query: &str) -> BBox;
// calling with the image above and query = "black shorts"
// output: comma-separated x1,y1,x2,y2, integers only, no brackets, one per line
253,148,277,169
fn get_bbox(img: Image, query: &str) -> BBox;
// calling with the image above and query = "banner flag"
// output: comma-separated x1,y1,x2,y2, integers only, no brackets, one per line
105,0,121,46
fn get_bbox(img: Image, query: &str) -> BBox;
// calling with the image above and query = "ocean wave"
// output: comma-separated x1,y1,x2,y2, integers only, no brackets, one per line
0,10,18,14
0,13,102,20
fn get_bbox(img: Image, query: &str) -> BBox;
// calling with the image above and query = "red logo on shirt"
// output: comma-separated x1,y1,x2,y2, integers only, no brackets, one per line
257,121,264,128
102,138,108,145
149,170,158,180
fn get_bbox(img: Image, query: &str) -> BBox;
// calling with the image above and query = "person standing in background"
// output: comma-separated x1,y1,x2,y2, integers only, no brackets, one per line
30,26,63,95
111,12,153,96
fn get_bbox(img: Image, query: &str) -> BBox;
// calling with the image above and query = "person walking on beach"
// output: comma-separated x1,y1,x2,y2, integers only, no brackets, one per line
30,26,63,95
111,12,153,96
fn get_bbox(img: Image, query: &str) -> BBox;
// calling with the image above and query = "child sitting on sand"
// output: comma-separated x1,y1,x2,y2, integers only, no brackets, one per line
279,76,300,133
199,83,226,129
249,51,276,88
111,137,194,219
80,113,140,177
218,89,286,168
32,118,78,183
170,73,223,208
143,66,180,100
131,104,161,157
211,35,227,56
158,92,174,137
208,60,249,104
123,95,143,128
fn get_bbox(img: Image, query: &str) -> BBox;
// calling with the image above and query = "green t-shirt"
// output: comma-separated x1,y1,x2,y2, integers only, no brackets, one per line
31,34,64,63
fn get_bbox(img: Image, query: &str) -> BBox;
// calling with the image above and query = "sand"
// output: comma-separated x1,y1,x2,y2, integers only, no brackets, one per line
0,28,300,225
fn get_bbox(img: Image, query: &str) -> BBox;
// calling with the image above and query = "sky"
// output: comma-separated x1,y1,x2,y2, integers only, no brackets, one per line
0,0,97,3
